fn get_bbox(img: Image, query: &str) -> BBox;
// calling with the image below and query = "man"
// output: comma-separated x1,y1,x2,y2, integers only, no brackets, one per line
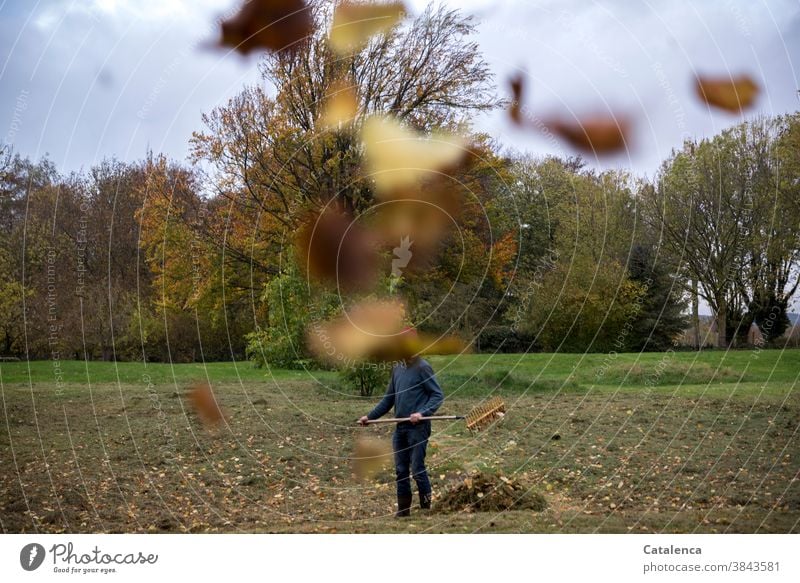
358,346,444,517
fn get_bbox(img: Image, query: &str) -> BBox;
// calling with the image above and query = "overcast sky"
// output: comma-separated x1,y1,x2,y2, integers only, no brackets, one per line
1,0,798,177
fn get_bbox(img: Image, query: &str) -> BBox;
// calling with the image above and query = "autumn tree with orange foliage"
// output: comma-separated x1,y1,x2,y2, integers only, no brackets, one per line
189,2,517,363
135,154,257,361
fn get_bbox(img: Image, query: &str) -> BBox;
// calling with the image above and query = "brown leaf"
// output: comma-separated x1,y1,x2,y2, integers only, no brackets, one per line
695,74,759,113
545,115,631,154
219,0,313,55
330,1,407,54
187,382,227,426
295,203,380,291
509,73,525,125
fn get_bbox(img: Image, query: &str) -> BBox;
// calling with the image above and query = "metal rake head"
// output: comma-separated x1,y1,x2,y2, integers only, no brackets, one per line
465,396,506,431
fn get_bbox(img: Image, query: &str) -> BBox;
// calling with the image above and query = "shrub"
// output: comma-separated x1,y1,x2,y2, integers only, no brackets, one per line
338,362,391,397
246,261,339,370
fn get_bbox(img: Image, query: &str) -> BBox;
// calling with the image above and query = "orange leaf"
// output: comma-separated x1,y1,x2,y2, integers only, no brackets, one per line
695,75,759,113
187,382,227,426
545,115,631,154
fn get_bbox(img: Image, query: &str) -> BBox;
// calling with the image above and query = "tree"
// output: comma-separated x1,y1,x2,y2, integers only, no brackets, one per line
737,114,800,341
190,1,501,290
338,362,390,397
245,258,338,369
0,147,29,355
514,161,642,351
189,1,502,362
521,251,646,352
496,156,587,342
627,244,688,351
645,135,751,348
0,150,68,357
644,114,800,347
135,155,255,361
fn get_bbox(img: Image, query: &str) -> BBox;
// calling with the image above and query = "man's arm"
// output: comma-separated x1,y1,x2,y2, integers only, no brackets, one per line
417,362,444,417
366,370,395,420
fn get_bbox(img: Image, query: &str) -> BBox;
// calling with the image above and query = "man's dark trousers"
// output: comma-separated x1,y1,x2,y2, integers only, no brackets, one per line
393,421,432,498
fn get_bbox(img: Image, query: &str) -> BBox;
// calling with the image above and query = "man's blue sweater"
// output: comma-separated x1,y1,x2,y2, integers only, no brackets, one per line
367,358,444,420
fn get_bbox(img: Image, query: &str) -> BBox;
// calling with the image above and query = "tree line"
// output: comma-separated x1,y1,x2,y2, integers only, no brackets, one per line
1,3,799,364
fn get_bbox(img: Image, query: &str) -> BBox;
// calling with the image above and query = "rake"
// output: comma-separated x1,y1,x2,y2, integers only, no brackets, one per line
359,396,506,432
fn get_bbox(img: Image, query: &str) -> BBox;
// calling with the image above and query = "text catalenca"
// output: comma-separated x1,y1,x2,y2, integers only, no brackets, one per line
643,545,701,555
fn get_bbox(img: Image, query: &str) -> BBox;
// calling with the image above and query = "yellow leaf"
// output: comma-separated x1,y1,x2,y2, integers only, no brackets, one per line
320,80,358,129
330,1,407,54
361,115,466,196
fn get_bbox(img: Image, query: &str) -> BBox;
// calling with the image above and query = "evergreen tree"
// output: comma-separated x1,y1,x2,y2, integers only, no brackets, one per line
627,245,688,351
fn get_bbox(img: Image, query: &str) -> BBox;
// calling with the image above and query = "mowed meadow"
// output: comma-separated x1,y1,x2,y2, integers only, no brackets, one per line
2,349,798,534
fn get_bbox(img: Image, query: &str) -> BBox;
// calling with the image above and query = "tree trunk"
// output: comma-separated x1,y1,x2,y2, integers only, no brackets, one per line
691,278,700,349
716,300,727,348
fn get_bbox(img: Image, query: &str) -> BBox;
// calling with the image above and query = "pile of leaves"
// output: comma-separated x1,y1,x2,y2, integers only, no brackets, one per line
435,472,547,513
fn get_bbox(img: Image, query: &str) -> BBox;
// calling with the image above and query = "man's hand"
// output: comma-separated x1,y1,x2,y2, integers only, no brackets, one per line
409,412,423,424
358,416,369,426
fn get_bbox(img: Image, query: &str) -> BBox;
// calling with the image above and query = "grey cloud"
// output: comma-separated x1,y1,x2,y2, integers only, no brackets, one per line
0,0,797,175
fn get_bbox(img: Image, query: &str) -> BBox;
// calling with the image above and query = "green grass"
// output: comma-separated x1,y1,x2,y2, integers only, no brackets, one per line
4,348,797,391
0,359,335,386
1,350,798,534
430,349,800,384
428,349,799,398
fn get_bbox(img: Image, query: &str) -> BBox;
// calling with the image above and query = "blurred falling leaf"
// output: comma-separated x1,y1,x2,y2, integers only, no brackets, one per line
369,146,475,273
545,115,631,154
219,0,313,55
320,80,359,129
307,299,407,365
361,115,467,196
187,382,227,426
414,334,468,357
509,73,525,125
329,1,407,54
308,299,467,364
295,203,379,291
372,196,458,265
372,327,468,361
352,435,393,481
695,75,759,113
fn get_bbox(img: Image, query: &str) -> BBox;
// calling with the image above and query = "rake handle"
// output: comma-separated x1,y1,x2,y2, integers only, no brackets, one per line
359,415,464,425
